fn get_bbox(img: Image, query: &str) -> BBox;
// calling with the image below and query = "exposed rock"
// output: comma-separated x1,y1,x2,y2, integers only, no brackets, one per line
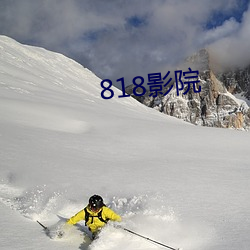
126,49,250,130
217,66,250,100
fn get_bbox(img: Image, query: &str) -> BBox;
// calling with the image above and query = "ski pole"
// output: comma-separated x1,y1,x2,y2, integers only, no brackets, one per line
37,220,48,231
122,227,180,250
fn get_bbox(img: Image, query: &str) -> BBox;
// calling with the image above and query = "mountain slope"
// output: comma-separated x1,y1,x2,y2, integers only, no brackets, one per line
0,36,250,250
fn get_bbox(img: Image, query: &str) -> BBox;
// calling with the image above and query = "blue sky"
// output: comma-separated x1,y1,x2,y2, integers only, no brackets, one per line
206,0,249,28
0,0,249,85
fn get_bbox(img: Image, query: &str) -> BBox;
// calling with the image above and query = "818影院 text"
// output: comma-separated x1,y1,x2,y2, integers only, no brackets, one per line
100,67,201,99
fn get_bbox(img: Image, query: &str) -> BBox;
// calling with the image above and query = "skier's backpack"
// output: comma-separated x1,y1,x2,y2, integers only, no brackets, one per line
84,206,109,226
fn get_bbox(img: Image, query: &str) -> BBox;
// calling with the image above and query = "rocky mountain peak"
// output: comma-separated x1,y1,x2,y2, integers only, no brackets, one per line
126,49,250,130
185,48,210,72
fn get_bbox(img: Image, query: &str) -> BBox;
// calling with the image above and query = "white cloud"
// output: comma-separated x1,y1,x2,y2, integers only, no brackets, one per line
201,18,240,45
0,0,249,81
209,4,250,68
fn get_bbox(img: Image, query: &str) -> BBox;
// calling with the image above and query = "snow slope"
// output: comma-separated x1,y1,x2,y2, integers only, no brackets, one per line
0,36,250,250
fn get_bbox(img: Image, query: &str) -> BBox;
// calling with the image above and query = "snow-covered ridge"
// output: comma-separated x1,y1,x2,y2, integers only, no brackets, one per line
0,35,153,134
0,35,146,104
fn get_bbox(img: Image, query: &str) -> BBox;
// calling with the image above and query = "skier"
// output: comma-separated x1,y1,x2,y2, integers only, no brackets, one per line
66,194,122,239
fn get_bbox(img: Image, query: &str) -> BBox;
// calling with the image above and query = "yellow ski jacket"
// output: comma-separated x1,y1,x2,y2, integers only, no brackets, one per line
67,206,121,233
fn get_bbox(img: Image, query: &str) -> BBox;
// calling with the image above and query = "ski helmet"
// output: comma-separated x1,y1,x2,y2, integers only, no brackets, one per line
89,195,104,210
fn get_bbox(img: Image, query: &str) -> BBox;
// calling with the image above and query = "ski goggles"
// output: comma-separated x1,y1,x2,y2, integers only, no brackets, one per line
89,205,101,212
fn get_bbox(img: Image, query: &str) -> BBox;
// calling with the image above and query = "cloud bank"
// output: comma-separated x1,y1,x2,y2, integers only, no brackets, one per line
0,0,249,84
